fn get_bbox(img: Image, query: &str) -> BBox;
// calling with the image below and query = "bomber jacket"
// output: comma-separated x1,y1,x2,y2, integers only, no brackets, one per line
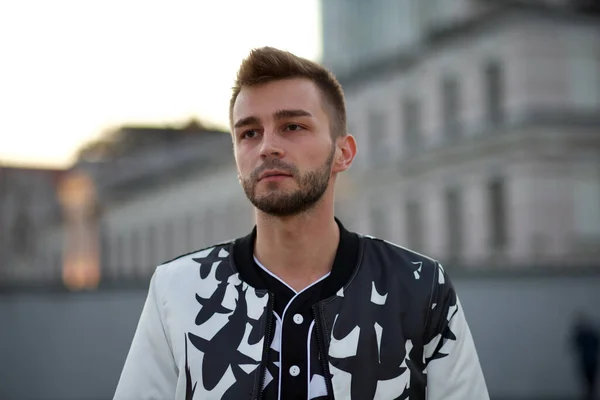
114,220,489,400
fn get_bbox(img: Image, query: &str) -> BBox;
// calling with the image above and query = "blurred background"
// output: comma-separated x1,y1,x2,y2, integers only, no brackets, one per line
1,0,600,399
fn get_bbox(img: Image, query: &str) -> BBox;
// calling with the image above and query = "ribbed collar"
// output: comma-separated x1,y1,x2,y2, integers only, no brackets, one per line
230,217,360,299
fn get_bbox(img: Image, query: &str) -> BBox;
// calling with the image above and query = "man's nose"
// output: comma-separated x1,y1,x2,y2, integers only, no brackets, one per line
259,130,285,159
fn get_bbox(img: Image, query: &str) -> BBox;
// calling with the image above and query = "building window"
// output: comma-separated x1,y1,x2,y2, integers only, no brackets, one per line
336,201,355,231
164,222,174,261
54,251,62,276
405,200,423,252
203,210,215,246
113,234,123,275
444,186,463,263
417,0,435,31
346,122,354,137
484,59,505,126
12,211,33,257
441,74,462,140
369,200,388,239
147,225,157,267
573,177,600,236
368,111,388,165
131,229,141,275
402,97,422,151
185,215,194,251
120,233,130,274
100,226,109,275
569,53,600,109
488,178,507,250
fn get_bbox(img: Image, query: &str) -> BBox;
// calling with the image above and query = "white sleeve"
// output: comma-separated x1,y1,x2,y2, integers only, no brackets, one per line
424,264,489,400
113,266,178,400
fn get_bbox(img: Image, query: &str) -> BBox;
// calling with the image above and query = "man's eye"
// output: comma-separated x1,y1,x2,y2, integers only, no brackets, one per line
242,130,257,139
284,124,303,132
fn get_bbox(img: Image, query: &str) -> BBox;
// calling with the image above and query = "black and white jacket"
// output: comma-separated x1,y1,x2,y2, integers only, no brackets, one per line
114,221,489,399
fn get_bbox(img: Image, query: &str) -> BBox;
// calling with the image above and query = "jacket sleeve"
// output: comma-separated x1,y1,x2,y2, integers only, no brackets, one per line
114,266,178,400
423,262,489,400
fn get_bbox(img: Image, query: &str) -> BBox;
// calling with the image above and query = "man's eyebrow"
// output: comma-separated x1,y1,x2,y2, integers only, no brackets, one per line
234,109,313,129
274,109,313,120
234,116,260,129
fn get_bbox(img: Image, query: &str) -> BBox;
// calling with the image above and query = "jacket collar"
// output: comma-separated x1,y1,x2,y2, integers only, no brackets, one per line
230,217,359,298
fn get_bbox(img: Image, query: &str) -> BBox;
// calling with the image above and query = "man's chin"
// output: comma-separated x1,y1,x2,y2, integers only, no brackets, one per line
249,195,308,217
251,194,294,209
253,186,296,199
255,205,307,218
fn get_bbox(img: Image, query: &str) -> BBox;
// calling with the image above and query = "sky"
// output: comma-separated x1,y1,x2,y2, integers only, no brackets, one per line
0,0,322,169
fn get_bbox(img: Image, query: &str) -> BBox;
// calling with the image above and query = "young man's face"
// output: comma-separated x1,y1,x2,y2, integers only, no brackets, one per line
231,78,338,217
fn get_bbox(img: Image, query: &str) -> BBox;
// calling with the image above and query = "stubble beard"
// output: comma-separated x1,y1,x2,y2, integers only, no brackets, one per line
241,146,335,217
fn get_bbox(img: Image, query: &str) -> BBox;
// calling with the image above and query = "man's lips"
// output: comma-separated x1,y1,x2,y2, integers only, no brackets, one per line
258,170,292,181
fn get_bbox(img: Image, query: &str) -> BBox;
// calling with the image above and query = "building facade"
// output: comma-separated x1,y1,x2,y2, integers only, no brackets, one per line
323,0,600,269
4,2,600,289
76,123,253,285
1,123,253,289
0,166,64,286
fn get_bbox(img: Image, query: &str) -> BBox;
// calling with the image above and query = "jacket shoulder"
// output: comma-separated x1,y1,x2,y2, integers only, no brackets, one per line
159,240,233,267
360,234,440,275
154,240,236,284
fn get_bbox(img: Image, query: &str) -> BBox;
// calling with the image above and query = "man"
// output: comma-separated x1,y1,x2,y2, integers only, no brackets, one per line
571,314,599,400
114,46,489,400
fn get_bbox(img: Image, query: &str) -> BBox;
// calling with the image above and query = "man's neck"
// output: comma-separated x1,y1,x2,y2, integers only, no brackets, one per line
254,207,340,293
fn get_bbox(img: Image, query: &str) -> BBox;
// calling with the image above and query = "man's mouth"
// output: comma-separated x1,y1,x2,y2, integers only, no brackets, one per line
258,170,292,181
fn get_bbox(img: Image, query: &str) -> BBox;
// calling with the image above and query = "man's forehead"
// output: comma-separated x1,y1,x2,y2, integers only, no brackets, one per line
233,79,323,121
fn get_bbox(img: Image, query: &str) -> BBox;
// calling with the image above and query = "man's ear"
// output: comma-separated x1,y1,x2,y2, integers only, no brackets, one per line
332,134,357,174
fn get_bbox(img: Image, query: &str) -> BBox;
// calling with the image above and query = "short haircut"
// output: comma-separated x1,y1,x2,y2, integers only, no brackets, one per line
229,46,347,138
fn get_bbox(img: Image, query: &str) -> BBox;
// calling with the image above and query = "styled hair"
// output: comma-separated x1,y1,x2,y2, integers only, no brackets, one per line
229,46,347,138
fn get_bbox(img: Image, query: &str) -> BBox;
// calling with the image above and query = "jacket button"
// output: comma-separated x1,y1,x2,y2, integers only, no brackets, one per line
289,365,300,377
293,314,304,325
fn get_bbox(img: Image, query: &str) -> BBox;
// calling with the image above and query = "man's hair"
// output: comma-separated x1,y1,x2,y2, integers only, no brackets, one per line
229,46,347,138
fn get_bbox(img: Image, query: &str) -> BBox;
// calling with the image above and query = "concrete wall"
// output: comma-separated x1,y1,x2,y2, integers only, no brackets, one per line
1,272,599,400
